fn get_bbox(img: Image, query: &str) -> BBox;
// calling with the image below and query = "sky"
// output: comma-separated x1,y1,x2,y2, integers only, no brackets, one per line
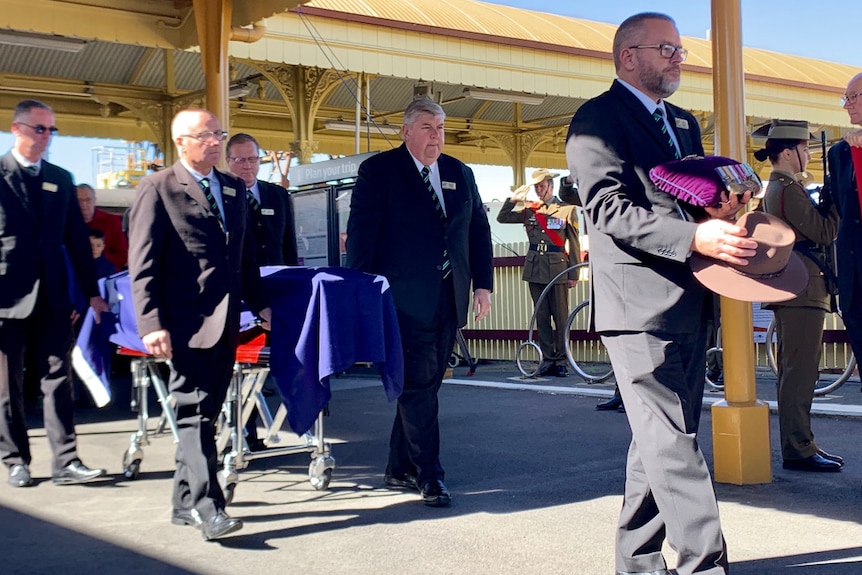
1,0,860,197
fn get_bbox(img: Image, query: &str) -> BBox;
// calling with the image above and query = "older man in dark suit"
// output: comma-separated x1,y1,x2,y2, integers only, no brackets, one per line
566,13,758,575
0,99,109,488
226,133,298,267
828,73,862,374
347,98,493,507
128,109,271,540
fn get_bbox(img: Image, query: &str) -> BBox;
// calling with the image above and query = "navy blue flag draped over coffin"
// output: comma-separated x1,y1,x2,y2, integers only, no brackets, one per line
73,267,404,434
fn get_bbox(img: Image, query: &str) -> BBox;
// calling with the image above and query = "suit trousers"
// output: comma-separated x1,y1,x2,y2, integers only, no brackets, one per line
528,281,569,365
602,331,728,575
0,300,78,472
774,306,825,460
168,333,234,520
386,278,457,488
839,264,862,368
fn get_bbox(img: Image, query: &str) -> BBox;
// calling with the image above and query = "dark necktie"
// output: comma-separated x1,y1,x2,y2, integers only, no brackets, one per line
421,165,451,280
199,177,224,228
23,165,38,176
246,190,261,213
653,108,680,159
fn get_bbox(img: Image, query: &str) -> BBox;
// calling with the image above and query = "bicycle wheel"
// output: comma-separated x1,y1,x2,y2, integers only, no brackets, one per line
765,317,857,396
565,299,614,383
704,326,724,391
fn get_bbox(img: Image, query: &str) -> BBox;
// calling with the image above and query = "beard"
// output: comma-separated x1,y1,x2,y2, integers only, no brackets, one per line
638,65,680,99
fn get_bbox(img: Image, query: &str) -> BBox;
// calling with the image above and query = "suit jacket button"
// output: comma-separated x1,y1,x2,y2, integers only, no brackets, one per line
436,265,442,270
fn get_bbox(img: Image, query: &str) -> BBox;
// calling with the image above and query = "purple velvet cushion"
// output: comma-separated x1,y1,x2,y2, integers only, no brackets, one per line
649,155,761,207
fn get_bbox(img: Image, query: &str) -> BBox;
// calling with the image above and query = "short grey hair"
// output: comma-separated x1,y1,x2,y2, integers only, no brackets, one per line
612,12,676,70
403,98,445,126
13,99,52,122
170,108,216,141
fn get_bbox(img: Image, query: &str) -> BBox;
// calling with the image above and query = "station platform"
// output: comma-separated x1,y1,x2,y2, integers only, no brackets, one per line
2,362,861,575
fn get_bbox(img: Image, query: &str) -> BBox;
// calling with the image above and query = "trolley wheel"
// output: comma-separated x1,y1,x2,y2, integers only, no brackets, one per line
223,482,236,506
123,459,141,480
448,353,460,369
766,317,857,396
121,450,142,480
515,341,542,378
309,455,335,490
565,300,614,383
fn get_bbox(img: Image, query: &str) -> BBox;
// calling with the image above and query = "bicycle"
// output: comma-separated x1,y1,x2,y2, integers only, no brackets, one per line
515,262,613,382
764,316,857,396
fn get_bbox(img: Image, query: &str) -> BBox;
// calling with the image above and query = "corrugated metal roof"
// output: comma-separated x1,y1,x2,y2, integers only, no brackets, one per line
303,0,858,89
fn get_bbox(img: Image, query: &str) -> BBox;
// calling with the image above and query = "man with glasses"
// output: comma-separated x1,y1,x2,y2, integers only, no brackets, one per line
565,13,755,575
828,73,862,382
0,99,109,488
226,133,298,268
128,109,271,540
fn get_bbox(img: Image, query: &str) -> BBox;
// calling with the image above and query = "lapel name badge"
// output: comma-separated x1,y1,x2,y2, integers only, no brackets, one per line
223,187,236,197
42,182,58,192
261,208,275,216
442,181,456,190
675,118,689,130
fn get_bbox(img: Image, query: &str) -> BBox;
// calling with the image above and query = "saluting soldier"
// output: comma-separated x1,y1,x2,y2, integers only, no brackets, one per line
497,169,580,377
756,119,843,472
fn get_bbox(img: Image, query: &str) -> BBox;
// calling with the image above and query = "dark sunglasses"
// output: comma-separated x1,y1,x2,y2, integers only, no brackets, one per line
17,122,59,135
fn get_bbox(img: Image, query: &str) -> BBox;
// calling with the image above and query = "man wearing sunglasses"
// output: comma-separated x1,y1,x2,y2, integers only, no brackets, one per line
0,99,110,488
827,73,862,388
565,13,753,575
128,109,271,540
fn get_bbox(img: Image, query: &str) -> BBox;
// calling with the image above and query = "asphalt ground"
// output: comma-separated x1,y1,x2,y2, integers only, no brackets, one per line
2,360,862,575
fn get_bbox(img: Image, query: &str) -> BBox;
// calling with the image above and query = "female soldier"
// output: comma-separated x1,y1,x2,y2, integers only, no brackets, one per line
756,119,842,472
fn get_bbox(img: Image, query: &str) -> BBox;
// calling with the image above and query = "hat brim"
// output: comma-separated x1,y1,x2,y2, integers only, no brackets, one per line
751,123,818,141
528,173,559,185
689,251,808,303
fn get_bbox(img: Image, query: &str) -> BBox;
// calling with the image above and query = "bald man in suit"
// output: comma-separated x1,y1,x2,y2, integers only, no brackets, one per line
128,109,271,540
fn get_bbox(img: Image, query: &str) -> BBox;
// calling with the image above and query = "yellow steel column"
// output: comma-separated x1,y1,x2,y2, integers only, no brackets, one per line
193,0,232,130
710,0,772,485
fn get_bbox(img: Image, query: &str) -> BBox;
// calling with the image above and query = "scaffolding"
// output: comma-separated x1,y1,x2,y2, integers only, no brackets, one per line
93,142,163,189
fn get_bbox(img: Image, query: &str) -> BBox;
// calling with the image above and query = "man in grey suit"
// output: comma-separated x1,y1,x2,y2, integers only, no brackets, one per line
347,98,493,507
565,13,757,575
128,109,271,540
0,99,109,488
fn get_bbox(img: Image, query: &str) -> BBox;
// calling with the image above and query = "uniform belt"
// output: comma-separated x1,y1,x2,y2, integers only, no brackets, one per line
529,243,563,253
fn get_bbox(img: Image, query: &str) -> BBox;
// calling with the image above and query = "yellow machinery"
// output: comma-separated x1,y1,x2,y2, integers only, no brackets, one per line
93,142,163,189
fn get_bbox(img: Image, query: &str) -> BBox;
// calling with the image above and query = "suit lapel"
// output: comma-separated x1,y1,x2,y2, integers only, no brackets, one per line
611,81,678,161
215,170,240,233
175,163,212,218
0,153,34,217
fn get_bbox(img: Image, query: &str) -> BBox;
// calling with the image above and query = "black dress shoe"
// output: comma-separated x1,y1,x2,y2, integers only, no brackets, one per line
171,509,198,527
536,364,555,377
817,448,844,465
8,464,34,488
52,460,106,485
384,473,418,491
617,403,626,413
200,510,243,541
596,393,623,411
554,365,568,377
782,453,842,472
420,479,451,507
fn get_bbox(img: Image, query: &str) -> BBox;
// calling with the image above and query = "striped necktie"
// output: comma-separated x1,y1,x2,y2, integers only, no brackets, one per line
199,177,224,228
421,165,452,279
653,108,680,159
246,189,260,213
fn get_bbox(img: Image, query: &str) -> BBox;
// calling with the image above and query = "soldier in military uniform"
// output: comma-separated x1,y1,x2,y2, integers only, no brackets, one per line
497,169,580,377
756,119,843,472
